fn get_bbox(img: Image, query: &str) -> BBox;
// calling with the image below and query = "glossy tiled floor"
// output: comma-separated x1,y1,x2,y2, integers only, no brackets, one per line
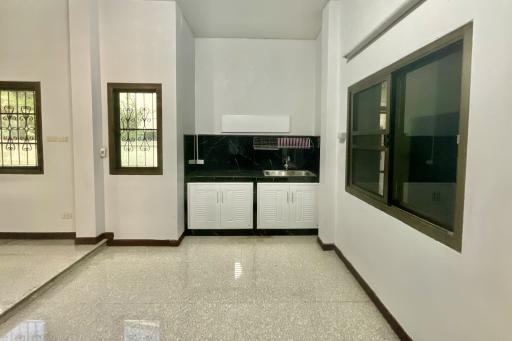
0,236,398,340
0,239,103,317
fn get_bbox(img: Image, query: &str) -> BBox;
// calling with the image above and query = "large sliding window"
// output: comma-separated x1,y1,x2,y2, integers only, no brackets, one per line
391,41,463,231
108,83,162,175
346,24,472,251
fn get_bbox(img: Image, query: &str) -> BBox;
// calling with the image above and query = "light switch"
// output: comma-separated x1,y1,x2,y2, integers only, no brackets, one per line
99,147,107,158
337,132,347,143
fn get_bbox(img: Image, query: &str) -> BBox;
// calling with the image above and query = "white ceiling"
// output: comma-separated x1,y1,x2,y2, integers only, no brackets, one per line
174,0,329,40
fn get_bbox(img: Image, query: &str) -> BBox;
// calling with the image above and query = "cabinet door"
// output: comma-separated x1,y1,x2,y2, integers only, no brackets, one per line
257,183,290,229
220,183,253,229
289,184,318,229
188,183,220,229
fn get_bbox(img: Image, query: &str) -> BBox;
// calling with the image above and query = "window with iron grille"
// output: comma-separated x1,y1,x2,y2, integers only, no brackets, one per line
107,83,162,175
0,81,43,174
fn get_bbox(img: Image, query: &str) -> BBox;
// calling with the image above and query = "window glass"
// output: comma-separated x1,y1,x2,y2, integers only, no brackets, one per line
391,41,463,230
351,82,387,196
352,82,387,133
0,83,43,173
118,91,158,168
108,83,162,175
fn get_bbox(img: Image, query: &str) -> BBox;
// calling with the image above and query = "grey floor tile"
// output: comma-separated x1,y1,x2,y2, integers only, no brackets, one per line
0,236,398,341
0,240,101,316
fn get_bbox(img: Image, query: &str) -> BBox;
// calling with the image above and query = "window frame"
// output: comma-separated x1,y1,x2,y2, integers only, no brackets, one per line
347,74,391,203
0,81,44,174
345,23,473,252
107,83,163,175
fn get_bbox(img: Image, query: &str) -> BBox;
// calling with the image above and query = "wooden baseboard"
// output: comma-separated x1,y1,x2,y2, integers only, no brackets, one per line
316,236,335,250
108,232,185,247
75,232,114,245
318,240,412,341
0,232,76,240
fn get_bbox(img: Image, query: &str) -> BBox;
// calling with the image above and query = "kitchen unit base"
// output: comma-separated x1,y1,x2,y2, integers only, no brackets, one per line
185,228,318,236
257,183,319,229
188,182,254,230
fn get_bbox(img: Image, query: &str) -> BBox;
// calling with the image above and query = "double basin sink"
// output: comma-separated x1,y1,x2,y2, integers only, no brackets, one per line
262,170,316,177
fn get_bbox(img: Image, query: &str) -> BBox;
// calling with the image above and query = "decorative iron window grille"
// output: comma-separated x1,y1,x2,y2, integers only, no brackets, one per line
0,82,43,174
108,83,162,175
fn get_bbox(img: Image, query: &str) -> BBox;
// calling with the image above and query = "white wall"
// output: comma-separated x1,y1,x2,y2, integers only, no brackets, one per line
177,7,196,136
339,0,408,56
315,36,322,136
0,0,75,233
318,1,340,244
89,0,106,238
176,4,195,238
195,38,318,135
332,0,512,340
100,0,181,240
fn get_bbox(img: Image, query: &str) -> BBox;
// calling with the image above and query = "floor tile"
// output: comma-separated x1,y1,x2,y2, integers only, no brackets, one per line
0,240,102,316
0,236,398,341
309,302,399,340
232,302,317,340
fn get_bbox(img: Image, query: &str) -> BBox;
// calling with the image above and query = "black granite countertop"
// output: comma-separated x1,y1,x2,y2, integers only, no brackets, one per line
185,169,319,183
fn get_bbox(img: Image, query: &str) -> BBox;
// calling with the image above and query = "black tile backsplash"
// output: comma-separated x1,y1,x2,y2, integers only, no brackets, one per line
185,135,320,175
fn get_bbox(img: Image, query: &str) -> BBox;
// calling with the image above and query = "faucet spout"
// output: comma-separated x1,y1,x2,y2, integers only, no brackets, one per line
283,156,290,171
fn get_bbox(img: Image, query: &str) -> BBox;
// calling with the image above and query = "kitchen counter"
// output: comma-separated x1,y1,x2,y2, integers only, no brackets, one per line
185,169,319,183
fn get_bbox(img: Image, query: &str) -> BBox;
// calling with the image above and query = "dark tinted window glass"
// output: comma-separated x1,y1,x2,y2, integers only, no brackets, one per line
352,83,387,133
391,41,463,230
352,149,386,195
351,82,387,196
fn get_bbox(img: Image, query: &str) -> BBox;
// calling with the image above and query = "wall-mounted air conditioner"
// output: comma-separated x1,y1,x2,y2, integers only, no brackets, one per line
221,115,290,133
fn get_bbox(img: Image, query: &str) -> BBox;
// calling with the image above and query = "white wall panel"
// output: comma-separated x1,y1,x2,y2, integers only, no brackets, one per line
333,0,512,339
0,0,74,233
100,0,180,240
195,38,318,135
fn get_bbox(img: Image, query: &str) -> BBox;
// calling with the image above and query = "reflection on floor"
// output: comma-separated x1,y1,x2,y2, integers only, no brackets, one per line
0,236,398,340
0,239,104,317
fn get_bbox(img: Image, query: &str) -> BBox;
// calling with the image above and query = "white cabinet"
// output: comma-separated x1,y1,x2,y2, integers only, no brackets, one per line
257,184,290,228
257,183,318,229
188,183,220,229
188,183,253,229
220,183,255,229
289,184,318,229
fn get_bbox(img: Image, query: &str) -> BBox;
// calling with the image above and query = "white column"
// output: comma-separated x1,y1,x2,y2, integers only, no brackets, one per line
68,0,105,238
318,1,341,244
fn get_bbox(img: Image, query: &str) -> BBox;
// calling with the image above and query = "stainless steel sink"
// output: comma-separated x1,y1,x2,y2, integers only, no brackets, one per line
263,170,316,177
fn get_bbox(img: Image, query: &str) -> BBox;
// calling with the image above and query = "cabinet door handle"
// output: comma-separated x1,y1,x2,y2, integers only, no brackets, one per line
217,192,219,204
286,192,289,203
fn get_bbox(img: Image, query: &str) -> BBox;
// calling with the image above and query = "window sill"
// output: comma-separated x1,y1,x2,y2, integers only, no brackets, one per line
0,168,44,175
110,168,163,176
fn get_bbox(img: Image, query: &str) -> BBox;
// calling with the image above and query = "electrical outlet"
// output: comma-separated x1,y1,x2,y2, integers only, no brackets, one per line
61,212,73,220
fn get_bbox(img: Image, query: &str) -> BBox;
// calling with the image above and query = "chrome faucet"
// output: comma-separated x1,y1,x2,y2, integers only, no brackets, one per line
283,156,290,171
